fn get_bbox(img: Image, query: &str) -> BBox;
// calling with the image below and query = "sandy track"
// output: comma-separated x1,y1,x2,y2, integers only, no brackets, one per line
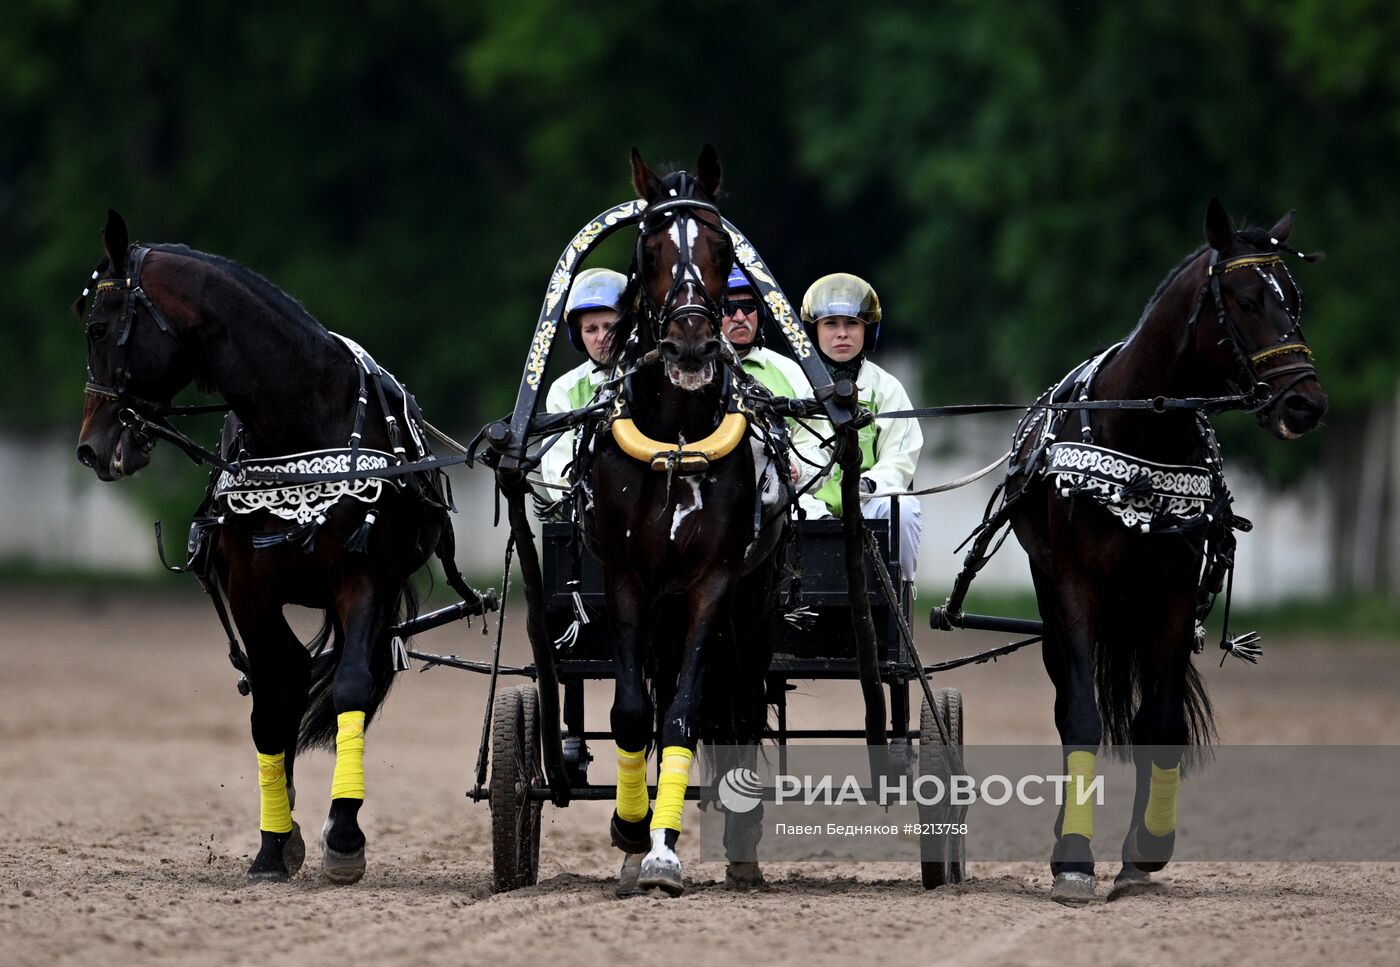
2,587,1397,966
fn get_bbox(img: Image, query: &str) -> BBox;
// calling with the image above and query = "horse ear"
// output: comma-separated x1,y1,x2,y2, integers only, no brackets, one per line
630,147,660,200
72,294,86,319
1204,197,1234,251
103,209,129,276
1268,210,1295,244
696,143,722,199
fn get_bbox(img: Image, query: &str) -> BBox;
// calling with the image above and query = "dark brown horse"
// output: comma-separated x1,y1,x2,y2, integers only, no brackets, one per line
74,210,477,884
1006,199,1327,903
580,147,786,895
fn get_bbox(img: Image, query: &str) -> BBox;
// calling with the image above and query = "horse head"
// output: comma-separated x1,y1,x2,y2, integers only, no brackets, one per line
627,145,733,391
74,210,194,479
1197,198,1328,440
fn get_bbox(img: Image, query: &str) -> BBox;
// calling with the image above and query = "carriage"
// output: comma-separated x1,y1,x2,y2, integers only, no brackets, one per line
74,151,1325,902
415,510,1007,892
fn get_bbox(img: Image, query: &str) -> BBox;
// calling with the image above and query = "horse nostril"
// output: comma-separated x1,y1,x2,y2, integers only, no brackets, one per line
659,340,682,362
699,339,720,361
76,444,97,469
1285,393,1326,418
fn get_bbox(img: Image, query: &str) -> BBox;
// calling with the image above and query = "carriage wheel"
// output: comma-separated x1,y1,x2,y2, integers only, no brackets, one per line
490,684,543,892
919,687,967,889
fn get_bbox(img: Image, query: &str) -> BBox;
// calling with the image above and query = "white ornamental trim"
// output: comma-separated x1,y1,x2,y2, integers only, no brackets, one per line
215,449,393,524
1046,442,1214,530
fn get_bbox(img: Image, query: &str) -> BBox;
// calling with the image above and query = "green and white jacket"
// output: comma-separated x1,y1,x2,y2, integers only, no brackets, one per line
795,358,923,517
540,360,607,489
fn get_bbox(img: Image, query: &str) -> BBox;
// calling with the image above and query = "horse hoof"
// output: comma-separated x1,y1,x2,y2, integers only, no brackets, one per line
320,818,366,884
724,861,765,890
246,865,289,884
1051,871,1096,906
246,824,306,884
1127,825,1175,873
616,853,645,897
639,842,686,898
322,844,366,884
1108,865,1163,901
283,822,305,877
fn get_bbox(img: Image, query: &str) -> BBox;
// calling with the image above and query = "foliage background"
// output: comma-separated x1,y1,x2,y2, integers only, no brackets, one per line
2,0,1397,581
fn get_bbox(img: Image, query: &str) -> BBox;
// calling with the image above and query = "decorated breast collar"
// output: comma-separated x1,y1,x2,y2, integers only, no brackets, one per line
1015,344,1231,535
1045,440,1217,532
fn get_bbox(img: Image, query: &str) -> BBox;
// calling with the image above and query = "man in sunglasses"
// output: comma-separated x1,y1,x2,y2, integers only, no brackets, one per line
722,267,812,483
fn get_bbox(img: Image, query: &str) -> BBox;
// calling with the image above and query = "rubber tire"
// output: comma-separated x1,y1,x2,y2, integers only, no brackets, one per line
491,684,543,892
518,684,543,886
919,687,967,888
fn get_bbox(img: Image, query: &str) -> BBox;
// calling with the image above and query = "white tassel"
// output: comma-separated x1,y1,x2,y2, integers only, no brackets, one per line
553,591,590,651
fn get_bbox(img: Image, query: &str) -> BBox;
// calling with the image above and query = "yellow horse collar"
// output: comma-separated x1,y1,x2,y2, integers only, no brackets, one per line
611,412,748,473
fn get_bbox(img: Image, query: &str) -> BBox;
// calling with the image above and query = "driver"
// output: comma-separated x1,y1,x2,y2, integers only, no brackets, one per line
795,272,923,579
539,267,627,490
721,266,812,483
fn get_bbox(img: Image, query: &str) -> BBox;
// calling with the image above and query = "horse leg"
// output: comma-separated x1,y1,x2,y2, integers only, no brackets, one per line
229,591,311,884
608,575,654,895
720,564,776,890
321,577,385,884
639,570,735,897
1033,566,1103,905
1112,598,1195,899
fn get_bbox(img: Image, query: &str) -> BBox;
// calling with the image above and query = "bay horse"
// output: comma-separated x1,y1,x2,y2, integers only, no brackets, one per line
579,147,787,895
74,210,479,884
1005,199,1327,903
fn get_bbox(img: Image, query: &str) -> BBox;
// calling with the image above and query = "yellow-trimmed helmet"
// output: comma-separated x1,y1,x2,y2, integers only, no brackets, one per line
565,267,628,351
801,272,882,349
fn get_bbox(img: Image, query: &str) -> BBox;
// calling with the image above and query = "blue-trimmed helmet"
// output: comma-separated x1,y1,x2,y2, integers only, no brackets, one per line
565,267,628,352
800,272,882,351
723,265,766,348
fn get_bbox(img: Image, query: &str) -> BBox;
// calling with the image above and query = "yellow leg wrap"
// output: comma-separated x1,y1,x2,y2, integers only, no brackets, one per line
1062,750,1096,840
257,752,294,834
615,746,650,822
330,710,366,801
1143,763,1181,836
650,746,693,833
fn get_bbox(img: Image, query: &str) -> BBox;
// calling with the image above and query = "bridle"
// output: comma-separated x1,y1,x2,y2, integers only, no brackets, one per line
632,180,728,343
1188,243,1319,417
82,244,181,414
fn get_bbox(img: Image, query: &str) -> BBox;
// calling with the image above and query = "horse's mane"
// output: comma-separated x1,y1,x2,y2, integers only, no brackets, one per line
148,244,330,394
1128,225,1276,337
150,243,328,336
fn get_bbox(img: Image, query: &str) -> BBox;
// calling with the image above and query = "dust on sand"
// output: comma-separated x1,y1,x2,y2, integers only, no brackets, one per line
2,588,1397,966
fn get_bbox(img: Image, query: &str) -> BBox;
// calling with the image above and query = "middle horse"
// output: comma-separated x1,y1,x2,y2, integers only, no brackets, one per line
580,146,788,896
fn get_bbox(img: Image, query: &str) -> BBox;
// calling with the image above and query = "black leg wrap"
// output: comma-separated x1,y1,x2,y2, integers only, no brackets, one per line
1050,832,1095,877
1126,823,1175,873
610,809,652,854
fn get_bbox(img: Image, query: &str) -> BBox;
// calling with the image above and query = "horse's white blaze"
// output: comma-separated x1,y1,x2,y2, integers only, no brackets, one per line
668,222,682,279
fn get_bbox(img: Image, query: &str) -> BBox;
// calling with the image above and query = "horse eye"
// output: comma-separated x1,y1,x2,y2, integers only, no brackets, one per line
89,323,109,341
1237,297,1259,314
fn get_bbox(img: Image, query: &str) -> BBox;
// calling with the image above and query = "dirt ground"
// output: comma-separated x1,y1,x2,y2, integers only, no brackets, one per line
2,586,1398,966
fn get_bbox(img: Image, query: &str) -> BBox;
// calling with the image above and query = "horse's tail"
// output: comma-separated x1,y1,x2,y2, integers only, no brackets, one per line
1094,637,1217,756
296,582,419,753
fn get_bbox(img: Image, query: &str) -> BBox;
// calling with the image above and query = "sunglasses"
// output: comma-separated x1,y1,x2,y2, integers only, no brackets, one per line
724,298,760,316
